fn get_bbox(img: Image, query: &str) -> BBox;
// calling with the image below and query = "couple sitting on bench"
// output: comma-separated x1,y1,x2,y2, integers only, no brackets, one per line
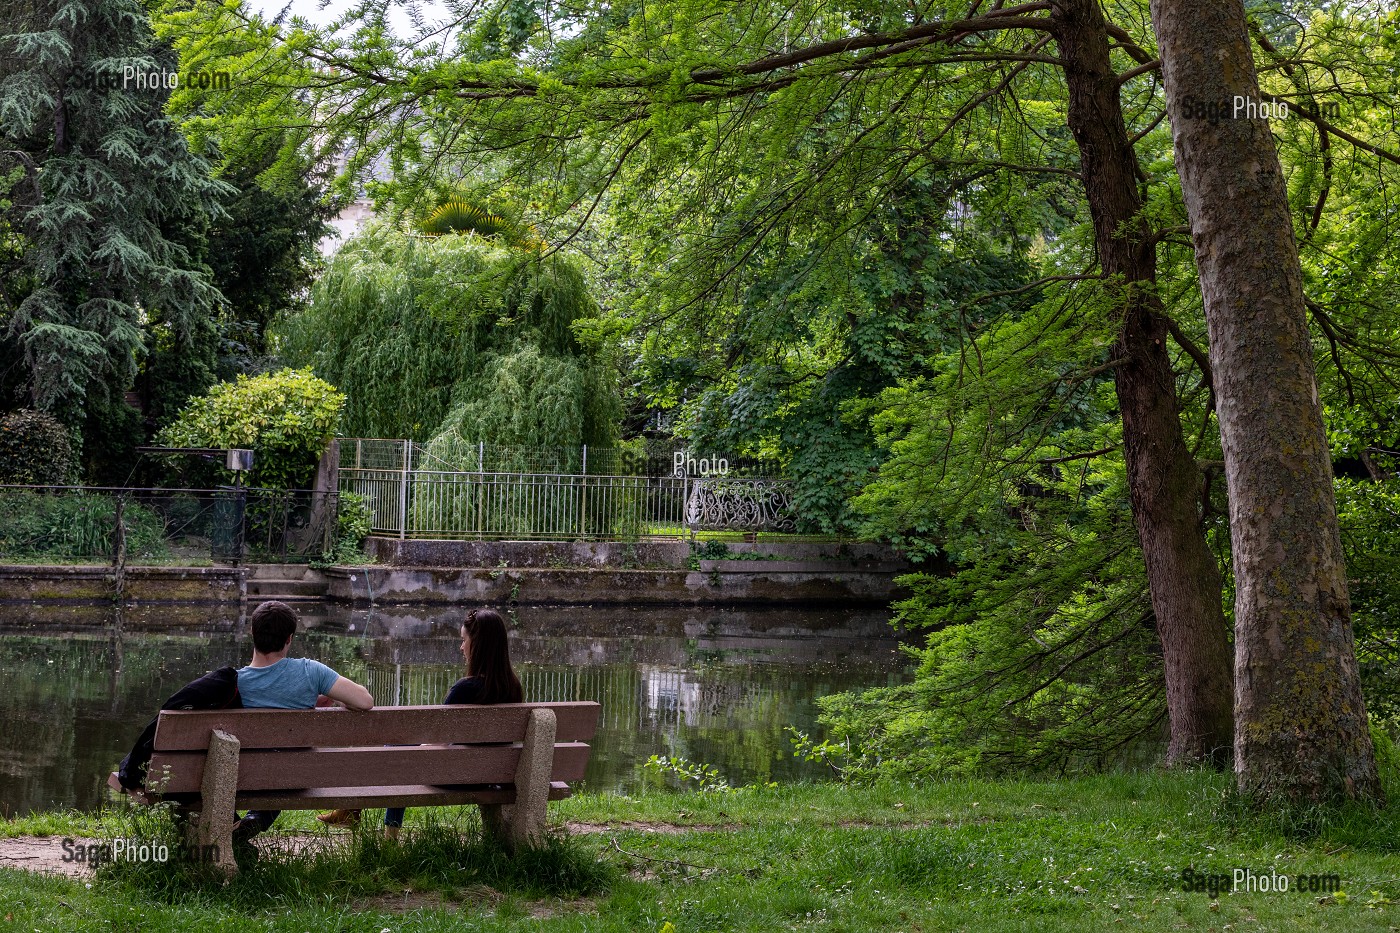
120,600,521,844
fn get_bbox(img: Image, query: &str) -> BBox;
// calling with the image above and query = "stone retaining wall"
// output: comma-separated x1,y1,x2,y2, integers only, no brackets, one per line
364,537,903,569
0,565,242,604
322,564,903,606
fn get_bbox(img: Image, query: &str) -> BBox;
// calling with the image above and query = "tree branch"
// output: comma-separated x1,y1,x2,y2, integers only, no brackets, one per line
1164,317,1212,388
1038,445,1115,465
1116,59,1161,85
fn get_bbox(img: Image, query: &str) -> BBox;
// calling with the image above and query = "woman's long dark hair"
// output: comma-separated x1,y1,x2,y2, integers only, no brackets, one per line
464,608,523,704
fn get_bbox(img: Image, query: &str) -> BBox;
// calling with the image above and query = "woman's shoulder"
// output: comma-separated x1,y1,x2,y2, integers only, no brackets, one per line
444,676,486,704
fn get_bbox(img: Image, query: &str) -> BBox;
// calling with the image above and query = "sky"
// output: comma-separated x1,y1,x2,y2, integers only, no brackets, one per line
248,0,349,25
247,0,448,32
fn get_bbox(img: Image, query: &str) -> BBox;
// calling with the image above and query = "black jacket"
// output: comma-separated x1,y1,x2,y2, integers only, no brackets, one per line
117,666,243,791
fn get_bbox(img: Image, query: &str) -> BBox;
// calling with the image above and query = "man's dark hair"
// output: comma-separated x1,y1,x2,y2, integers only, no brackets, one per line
250,601,298,654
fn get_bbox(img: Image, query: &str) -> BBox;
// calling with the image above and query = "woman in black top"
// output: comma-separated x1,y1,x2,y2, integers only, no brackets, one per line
395,608,523,834
319,608,524,833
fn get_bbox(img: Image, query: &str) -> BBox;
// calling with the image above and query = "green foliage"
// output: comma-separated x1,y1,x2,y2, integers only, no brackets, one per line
416,198,541,249
279,223,620,449
432,345,595,453
817,290,1169,779
643,754,735,793
157,369,345,490
198,140,332,365
0,489,167,561
786,727,859,782
313,491,372,566
1335,478,1400,725
0,409,76,485
686,541,778,569
642,754,775,794
0,0,229,428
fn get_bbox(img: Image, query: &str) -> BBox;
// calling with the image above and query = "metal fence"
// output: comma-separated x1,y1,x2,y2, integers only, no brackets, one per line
341,437,782,478
0,486,341,565
338,439,799,540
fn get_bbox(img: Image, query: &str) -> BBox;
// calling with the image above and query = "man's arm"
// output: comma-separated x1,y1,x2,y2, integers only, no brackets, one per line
323,676,374,711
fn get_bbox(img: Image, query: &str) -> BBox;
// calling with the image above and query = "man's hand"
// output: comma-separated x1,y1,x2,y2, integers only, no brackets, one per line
324,676,374,711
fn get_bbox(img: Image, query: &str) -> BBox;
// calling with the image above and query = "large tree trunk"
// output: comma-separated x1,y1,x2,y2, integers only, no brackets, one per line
1149,0,1380,802
1052,0,1235,765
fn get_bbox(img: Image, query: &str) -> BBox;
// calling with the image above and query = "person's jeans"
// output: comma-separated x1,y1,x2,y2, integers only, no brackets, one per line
384,807,405,828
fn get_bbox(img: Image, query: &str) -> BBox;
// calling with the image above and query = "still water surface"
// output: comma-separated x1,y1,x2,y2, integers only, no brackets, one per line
0,603,905,816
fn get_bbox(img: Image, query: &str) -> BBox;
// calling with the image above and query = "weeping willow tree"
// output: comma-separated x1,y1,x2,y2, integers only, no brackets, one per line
276,222,620,452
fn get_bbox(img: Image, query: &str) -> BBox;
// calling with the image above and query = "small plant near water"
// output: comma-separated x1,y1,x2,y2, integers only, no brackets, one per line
311,491,374,567
645,754,732,793
787,727,865,782
643,755,776,793
686,540,781,570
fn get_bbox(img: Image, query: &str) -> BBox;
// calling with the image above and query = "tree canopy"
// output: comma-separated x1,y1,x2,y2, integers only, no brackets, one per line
277,221,621,458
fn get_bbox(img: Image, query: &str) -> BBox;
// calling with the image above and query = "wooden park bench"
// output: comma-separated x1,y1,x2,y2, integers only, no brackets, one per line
107,702,600,875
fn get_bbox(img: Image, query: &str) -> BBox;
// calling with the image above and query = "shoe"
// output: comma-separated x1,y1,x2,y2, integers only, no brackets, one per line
316,808,362,826
231,814,263,845
384,825,400,841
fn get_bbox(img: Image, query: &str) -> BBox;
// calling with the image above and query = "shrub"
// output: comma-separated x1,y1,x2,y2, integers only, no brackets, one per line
158,369,345,490
337,491,373,545
0,410,77,485
0,490,168,561
313,491,374,566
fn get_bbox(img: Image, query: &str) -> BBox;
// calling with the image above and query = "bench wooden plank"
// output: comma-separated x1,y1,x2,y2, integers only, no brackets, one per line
147,742,591,794
152,703,600,750
233,781,573,811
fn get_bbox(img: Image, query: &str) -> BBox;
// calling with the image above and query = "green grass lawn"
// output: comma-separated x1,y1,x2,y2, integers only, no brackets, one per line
3,772,1400,931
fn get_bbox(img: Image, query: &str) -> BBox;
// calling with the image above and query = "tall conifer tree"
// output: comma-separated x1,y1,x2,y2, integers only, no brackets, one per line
0,0,228,441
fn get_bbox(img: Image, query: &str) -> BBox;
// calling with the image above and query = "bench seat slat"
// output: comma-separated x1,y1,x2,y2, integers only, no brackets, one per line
233,781,573,811
152,703,601,751
147,743,591,794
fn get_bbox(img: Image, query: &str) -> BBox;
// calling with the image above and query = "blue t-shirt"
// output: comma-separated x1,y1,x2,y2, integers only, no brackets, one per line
237,658,341,710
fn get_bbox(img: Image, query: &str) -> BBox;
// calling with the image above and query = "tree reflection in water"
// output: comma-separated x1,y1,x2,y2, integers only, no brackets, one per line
0,603,905,815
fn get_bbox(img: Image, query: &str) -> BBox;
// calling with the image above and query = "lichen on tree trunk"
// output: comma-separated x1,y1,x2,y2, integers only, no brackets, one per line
1149,0,1381,803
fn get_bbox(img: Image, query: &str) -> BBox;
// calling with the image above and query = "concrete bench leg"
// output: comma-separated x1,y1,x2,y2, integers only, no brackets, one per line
481,707,556,852
182,729,240,877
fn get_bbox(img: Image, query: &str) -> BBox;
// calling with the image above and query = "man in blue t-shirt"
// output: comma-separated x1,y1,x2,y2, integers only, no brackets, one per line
233,601,374,842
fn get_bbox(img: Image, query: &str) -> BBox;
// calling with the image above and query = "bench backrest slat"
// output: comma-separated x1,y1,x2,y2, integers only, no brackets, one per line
152,702,600,751
147,742,592,794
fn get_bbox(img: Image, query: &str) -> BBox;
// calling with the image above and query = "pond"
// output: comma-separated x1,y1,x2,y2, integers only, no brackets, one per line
0,602,907,816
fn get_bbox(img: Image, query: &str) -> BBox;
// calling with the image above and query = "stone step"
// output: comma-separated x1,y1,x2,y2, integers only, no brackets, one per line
247,563,314,582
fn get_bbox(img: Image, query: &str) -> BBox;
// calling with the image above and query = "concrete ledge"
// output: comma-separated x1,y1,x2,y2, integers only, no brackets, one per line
0,565,242,603
324,565,905,606
364,537,906,570
695,559,906,573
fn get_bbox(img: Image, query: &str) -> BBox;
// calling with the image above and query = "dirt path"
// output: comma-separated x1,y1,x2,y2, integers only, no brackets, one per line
0,822,718,879
0,836,95,878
